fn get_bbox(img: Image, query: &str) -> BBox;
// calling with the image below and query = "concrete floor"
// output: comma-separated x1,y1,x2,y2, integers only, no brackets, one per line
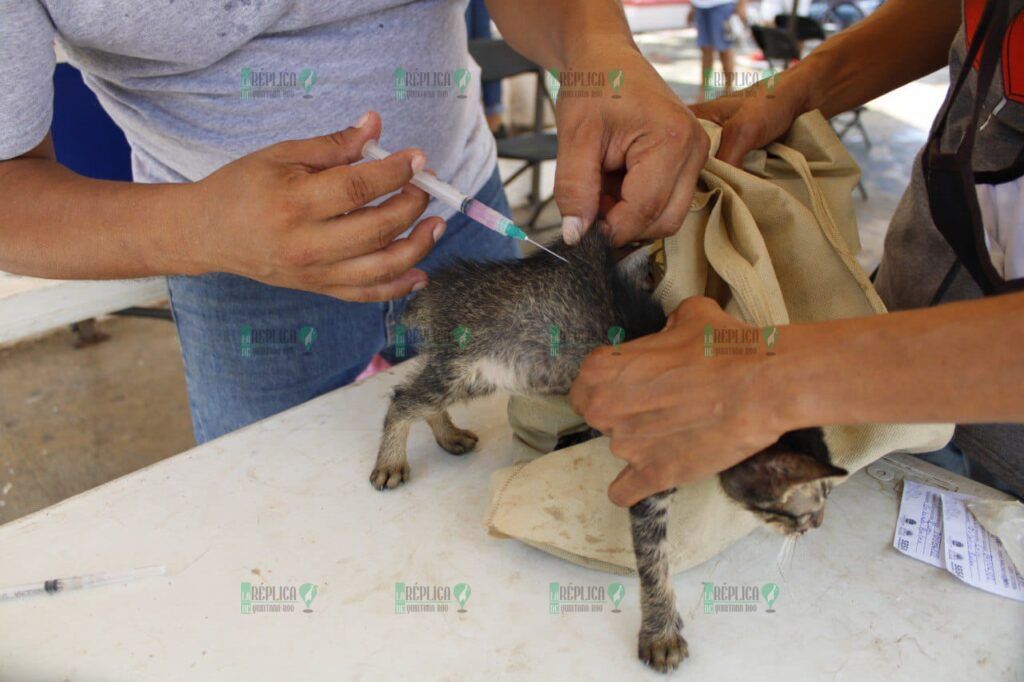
0,317,194,524
0,28,948,525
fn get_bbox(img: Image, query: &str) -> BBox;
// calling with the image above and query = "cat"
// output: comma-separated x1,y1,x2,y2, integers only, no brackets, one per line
370,227,847,673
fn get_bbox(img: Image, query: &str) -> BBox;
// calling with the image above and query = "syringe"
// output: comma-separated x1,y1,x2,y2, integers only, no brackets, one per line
362,140,569,264
0,565,166,602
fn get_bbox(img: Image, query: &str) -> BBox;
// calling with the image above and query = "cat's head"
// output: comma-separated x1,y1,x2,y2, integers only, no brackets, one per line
718,431,847,536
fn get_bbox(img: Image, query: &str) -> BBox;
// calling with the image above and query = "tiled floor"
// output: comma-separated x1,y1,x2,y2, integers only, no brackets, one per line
0,28,948,524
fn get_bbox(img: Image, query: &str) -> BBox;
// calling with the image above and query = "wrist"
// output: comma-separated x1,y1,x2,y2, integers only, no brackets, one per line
754,320,839,432
562,38,641,72
141,180,213,277
770,56,828,118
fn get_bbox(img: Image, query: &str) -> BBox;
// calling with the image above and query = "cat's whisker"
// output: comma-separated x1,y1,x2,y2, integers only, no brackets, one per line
775,534,797,579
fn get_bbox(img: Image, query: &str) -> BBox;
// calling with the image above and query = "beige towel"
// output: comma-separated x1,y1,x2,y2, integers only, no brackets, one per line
487,111,954,574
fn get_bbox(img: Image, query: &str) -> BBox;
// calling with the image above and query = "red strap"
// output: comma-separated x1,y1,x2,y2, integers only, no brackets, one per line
965,0,1024,103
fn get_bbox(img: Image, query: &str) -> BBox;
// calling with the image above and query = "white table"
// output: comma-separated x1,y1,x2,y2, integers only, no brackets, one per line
0,272,168,345
0,363,1021,681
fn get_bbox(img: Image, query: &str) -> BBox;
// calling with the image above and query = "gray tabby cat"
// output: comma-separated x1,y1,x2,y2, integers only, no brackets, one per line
370,228,846,672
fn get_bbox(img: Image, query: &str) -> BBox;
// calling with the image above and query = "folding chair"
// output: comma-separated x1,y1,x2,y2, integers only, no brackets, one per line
468,38,558,229
751,23,869,199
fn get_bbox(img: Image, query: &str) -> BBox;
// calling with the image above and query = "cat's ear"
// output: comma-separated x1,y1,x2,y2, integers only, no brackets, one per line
765,450,848,486
720,447,847,505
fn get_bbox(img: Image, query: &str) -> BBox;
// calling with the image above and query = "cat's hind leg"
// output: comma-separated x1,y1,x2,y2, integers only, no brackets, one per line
630,489,687,673
371,359,493,490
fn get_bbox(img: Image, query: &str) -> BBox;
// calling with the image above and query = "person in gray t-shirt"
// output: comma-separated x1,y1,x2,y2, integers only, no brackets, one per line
0,1,710,441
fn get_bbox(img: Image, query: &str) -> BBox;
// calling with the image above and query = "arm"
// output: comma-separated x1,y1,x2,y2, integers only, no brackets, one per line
692,0,962,164
797,0,961,118
0,134,194,280
0,114,441,301
484,0,635,71
569,294,1024,507
486,0,711,246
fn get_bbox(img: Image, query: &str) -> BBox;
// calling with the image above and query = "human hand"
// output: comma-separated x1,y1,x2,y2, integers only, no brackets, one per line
553,45,710,247
689,65,814,167
186,111,442,301
569,297,792,507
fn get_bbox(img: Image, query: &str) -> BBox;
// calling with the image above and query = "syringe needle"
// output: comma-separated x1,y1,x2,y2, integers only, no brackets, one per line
526,237,570,264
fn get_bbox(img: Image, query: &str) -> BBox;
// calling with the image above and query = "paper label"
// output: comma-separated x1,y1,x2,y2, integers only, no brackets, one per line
894,479,1024,602
894,479,946,568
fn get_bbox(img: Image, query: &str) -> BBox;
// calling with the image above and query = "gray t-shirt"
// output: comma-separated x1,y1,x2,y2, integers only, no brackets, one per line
0,0,496,221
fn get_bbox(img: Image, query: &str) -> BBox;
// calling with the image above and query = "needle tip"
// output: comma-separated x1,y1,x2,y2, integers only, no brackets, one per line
527,238,570,264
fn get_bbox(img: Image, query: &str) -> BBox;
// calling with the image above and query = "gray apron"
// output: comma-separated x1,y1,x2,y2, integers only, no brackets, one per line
875,0,1024,496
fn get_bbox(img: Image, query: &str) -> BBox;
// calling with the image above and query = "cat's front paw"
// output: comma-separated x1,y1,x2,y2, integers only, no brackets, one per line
369,462,409,490
638,629,688,673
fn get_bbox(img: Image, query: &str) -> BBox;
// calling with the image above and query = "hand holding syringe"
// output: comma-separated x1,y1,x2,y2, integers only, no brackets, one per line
362,140,568,263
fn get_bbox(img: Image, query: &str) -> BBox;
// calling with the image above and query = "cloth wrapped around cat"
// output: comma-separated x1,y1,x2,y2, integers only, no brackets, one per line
369,111,954,672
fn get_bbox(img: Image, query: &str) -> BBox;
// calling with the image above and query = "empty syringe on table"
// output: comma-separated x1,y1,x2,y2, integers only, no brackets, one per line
361,140,568,264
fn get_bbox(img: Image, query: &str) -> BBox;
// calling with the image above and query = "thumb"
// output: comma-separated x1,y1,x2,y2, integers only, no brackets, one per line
715,115,765,167
272,110,383,170
554,118,604,244
608,464,648,508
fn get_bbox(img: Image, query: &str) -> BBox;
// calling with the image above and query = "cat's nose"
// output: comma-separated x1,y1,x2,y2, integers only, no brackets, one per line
810,507,825,528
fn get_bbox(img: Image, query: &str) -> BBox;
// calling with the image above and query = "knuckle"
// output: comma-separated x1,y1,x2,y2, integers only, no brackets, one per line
275,196,307,226
583,395,614,431
343,172,376,208
281,243,317,269
634,195,663,222
324,130,349,148
608,438,636,462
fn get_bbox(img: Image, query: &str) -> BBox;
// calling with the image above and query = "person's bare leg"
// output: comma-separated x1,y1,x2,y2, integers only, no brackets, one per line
699,47,715,102
720,49,735,96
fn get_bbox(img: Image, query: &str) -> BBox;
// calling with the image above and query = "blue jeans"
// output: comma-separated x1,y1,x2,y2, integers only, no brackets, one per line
167,167,517,443
695,3,736,52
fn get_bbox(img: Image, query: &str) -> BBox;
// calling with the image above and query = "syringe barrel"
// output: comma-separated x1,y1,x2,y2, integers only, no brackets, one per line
361,140,468,212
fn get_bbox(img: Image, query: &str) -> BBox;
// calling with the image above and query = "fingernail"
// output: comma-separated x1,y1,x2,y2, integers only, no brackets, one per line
410,153,426,174
432,221,446,243
412,280,428,292
355,111,371,128
562,216,584,245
